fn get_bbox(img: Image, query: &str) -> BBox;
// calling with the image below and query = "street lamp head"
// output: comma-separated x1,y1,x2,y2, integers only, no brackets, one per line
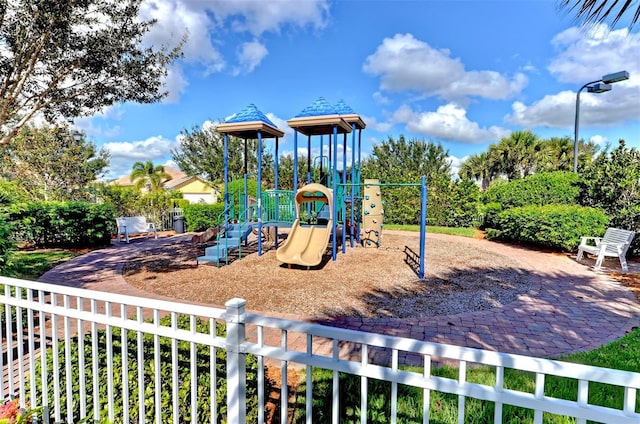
72,130,83,142
587,83,612,93
602,70,629,84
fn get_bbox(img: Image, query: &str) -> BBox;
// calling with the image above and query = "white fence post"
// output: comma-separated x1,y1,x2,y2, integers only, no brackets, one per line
225,298,247,424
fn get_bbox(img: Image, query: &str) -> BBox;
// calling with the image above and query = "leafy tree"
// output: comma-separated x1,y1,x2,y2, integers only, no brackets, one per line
171,125,275,188
130,161,171,192
91,183,141,217
445,178,482,227
558,0,640,29
0,124,109,201
362,135,451,225
0,0,183,145
276,154,310,190
0,180,27,205
578,140,640,253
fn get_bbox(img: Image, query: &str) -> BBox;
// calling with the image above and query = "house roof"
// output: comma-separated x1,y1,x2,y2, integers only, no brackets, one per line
111,166,190,188
217,103,284,139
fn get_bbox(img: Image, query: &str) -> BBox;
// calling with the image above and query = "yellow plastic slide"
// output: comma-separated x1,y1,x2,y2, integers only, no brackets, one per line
276,183,333,267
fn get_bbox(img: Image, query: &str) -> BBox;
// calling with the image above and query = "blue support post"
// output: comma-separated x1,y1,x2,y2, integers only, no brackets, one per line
307,135,312,184
356,130,362,243
332,125,338,261
243,173,248,221
342,133,347,253
274,137,279,248
419,175,427,279
350,124,356,248
257,131,263,256
224,134,229,225
293,131,299,199
320,135,324,182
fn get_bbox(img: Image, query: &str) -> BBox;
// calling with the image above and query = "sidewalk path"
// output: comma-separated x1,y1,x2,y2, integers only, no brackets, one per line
39,233,640,361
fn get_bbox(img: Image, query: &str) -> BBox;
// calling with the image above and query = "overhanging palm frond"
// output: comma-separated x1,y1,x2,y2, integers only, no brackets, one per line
558,0,640,29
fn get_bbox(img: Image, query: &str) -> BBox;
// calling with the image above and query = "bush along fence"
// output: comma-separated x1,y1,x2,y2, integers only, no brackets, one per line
6,201,114,248
1,277,639,423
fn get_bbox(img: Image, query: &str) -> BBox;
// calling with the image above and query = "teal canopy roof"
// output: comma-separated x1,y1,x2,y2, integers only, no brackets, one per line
226,104,278,128
217,103,283,139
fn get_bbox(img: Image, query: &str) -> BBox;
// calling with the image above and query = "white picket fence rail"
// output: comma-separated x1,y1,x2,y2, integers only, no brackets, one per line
1,275,639,423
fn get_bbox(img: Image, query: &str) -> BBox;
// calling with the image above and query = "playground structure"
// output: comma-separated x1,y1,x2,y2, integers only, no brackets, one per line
195,98,429,277
275,183,333,267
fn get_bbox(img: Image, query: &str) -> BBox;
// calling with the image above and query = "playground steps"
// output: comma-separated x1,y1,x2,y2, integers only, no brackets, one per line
196,222,253,266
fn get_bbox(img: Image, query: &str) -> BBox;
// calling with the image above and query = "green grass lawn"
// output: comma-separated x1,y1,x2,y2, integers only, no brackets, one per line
384,223,480,238
1,250,79,280
294,327,640,423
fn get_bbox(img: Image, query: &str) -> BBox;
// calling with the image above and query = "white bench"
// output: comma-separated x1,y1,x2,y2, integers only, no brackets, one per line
576,227,636,271
116,216,158,243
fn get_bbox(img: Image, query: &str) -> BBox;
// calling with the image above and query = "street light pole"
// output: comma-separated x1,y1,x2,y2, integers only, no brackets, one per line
573,71,629,173
573,79,603,173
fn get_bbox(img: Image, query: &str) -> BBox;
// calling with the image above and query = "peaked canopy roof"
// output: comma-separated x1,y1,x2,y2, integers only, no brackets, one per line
217,103,284,139
287,97,365,136
334,99,366,130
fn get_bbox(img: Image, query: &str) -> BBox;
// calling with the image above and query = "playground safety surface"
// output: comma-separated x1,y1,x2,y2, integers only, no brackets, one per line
39,231,640,359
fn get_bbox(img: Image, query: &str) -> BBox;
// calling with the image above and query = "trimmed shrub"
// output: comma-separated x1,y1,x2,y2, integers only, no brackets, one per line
183,203,225,232
489,204,608,251
483,171,580,209
0,211,14,273
174,198,191,208
31,315,271,423
481,202,503,230
8,201,114,248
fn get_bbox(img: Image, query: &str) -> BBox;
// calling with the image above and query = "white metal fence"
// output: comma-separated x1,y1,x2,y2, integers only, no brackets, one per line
1,276,639,423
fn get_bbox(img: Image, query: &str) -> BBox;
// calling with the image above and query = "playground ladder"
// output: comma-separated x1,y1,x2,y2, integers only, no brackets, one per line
196,222,253,266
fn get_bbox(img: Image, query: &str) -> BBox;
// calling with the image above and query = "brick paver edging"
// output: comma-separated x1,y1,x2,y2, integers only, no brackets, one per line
39,232,640,359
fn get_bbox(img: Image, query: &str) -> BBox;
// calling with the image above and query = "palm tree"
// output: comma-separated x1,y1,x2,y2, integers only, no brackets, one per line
558,0,639,29
538,136,574,172
489,130,541,181
130,161,171,192
459,152,497,190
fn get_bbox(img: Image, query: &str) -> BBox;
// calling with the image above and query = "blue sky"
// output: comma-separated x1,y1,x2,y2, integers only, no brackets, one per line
75,0,640,179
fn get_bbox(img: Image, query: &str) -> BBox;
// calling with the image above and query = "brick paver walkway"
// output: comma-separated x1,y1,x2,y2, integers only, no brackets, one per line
39,232,640,360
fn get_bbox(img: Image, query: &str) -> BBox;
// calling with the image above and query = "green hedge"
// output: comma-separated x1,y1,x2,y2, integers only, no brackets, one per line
0,211,15,273
483,171,580,209
182,203,225,232
8,201,114,248
31,315,270,423
487,204,608,251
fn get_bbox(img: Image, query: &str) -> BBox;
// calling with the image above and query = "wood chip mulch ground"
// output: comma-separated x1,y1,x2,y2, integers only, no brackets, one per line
123,230,534,319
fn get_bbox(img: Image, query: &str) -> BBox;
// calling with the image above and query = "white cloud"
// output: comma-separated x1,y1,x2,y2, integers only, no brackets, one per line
162,65,188,103
103,135,178,178
363,33,527,103
140,0,225,71
589,134,608,147
74,105,124,138
393,104,510,143
135,0,331,103
233,40,269,75
447,154,466,179
207,0,330,36
360,114,393,133
372,91,390,104
508,24,640,129
548,25,639,85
